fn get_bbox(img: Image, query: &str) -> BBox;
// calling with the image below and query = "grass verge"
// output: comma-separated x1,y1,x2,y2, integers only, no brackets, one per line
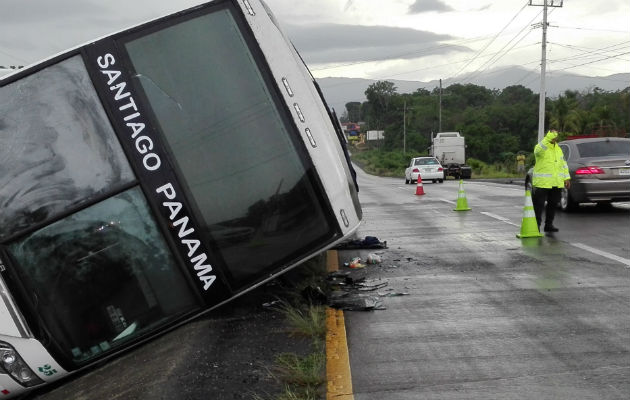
253,256,328,400
351,149,528,179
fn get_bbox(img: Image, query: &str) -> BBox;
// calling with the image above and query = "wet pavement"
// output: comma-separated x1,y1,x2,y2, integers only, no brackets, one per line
24,170,629,400
338,169,629,399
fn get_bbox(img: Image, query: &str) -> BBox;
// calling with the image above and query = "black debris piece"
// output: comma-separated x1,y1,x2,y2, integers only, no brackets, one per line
326,269,389,311
333,236,388,250
355,280,388,292
327,291,385,311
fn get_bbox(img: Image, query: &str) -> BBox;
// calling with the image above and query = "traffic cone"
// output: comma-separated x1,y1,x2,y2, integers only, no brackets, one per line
453,179,471,211
415,176,425,195
516,190,543,238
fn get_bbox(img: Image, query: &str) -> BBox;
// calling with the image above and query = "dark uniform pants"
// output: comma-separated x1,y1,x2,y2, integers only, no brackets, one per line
532,187,561,228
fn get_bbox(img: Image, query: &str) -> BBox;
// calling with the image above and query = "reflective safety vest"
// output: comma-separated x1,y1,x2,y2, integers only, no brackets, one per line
532,132,570,188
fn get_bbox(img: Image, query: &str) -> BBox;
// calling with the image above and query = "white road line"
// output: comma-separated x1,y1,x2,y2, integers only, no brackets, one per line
571,243,630,268
470,183,523,192
615,202,630,210
480,211,520,227
439,198,456,205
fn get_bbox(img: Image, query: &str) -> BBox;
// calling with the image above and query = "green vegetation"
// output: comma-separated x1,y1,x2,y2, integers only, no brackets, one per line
274,301,327,349
272,352,326,389
351,149,423,177
253,256,328,400
351,148,533,178
466,157,527,178
343,82,629,174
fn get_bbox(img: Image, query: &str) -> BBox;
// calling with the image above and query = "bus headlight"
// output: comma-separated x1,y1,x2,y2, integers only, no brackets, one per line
0,342,44,387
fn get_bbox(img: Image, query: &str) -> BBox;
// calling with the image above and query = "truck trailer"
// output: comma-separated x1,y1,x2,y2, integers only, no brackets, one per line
430,132,472,179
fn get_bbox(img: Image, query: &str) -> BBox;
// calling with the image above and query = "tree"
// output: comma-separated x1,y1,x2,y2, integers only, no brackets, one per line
357,80,628,162
364,81,397,128
499,85,536,105
589,105,617,136
344,102,362,122
549,95,575,133
565,109,590,135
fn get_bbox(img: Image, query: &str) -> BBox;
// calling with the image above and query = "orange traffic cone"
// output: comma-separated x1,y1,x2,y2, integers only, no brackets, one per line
415,176,425,195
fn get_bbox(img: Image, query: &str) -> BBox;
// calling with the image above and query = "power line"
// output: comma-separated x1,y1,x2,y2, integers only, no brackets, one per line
549,40,630,62
389,43,539,79
551,51,630,72
459,20,537,84
448,1,530,80
451,5,552,85
515,41,630,84
514,61,543,85
555,25,629,34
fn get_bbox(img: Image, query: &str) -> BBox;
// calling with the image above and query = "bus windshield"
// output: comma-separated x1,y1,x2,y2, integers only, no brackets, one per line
8,189,197,364
122,7,334,286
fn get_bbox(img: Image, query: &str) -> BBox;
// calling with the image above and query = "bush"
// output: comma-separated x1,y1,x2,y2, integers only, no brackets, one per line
466,158,486,171
352,149,427,177
353,150,523,179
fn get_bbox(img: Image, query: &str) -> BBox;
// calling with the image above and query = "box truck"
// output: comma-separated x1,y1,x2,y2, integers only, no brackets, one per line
430,132,472,179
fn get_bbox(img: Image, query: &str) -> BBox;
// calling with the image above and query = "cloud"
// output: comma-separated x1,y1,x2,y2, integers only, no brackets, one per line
0,0,203,64
408,0,454,14
284,23,469,64
1,0,109,24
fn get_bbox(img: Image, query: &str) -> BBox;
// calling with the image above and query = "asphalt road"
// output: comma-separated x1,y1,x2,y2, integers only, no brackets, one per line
340,168,630,399
24,168,629,400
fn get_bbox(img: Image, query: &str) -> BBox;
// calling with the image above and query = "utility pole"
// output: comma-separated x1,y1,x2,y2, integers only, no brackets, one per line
403,100,407,155
529,0,563,142
439,79,443,132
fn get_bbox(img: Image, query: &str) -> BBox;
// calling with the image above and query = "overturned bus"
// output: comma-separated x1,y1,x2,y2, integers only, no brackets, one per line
0,0,361,397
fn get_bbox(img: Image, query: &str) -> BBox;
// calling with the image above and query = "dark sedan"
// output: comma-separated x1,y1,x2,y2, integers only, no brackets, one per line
525,137,630,211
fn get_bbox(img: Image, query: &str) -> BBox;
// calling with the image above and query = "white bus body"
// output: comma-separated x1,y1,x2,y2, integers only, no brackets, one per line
0,1,361,397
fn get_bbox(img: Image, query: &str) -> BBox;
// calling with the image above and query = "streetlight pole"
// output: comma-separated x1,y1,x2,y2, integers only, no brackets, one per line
529,0,564,142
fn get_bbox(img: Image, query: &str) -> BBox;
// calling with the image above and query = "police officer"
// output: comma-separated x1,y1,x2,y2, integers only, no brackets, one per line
532,130,571,232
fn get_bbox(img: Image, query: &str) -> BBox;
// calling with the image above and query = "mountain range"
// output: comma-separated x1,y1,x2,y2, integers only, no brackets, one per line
4,66,627,119
316,66,630,116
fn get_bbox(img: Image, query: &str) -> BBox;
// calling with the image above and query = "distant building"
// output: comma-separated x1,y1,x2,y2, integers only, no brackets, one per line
341,122,361,142
366,130,384,141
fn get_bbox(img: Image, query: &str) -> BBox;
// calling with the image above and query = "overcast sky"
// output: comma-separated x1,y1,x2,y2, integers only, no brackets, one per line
1,0,628,83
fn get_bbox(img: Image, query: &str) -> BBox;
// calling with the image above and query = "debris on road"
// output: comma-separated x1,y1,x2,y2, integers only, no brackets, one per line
377,290,410,297
333,236,388,250
366,253,382,264
327,291,385,311
346,257,365,269
326,236,411,310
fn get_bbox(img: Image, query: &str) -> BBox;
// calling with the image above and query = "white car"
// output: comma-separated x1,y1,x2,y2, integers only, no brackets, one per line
405,157,445,184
